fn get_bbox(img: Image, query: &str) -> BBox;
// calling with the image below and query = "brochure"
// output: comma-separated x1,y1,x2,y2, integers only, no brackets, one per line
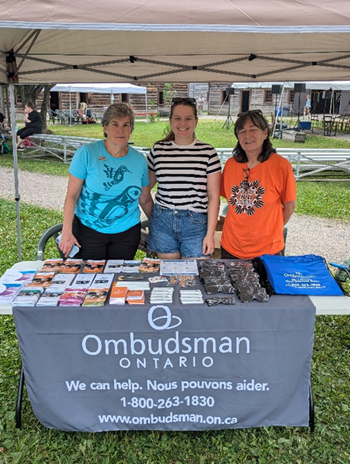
109,284,128,305
83,260,106,273
12,287,44,306
0,282,23,303
159,259,198,276
82,287,110,307
37,286,66,306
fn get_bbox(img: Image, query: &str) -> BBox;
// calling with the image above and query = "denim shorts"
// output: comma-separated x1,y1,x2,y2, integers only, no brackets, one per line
148,203,208,258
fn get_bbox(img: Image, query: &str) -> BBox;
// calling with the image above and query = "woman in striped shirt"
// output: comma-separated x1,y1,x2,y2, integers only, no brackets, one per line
147,98,221,259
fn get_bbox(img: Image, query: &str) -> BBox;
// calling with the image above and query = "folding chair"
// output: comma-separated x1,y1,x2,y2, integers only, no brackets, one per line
36,223,64,260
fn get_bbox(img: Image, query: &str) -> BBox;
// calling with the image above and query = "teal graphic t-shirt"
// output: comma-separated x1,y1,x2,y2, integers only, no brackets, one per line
69,140,149,233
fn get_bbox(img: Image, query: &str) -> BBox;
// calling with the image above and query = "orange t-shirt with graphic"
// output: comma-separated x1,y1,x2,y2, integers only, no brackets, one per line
220,153,296,259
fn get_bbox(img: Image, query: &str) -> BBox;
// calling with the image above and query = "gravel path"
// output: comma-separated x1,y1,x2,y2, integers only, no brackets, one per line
1,166,349,265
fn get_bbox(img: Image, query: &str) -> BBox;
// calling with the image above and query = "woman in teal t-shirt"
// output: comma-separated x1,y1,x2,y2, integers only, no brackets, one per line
59,103,153,260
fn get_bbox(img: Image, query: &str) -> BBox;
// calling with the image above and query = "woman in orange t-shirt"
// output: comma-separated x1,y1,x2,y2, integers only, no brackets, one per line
220,110,297,259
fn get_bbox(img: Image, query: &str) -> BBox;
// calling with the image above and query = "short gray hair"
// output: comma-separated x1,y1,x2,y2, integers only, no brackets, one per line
102,103,135,136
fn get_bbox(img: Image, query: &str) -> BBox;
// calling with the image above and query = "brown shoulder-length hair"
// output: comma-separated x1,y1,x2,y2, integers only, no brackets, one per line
233,110,276,163
160,99,198,143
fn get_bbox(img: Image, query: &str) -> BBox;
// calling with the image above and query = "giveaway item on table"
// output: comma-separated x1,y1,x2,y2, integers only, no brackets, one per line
0,282,23,304
104,260,124,273
82,287,110,307
227,260,269,303
166,275,197,287
83,260,106,273
260,254,344,296
12,286,44,306
73,273,95,287
51,273,75,287
198,260,235,295
126,289,145,304
37,286,66,306
92,273,114,288
121,260,141,273
150,287,174,304
109,284,128,305
59,259,83,274
0,268,36,284
115,281,150,291
180,289,204,304
29,272,55,288
160,259,198,276
139,258,161,273
40,259,64,273
58,286,89,306
205,297,236,307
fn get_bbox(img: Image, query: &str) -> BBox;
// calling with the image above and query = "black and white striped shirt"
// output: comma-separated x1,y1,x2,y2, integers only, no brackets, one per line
147,139,221,212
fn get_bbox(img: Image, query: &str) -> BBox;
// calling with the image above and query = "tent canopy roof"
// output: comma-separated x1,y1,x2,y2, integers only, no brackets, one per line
232,81,350,91
1,0,350,84
50,83,147,94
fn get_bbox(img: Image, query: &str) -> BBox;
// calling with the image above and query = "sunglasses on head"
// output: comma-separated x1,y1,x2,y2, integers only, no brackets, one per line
237,109,263,118
172,97,196,105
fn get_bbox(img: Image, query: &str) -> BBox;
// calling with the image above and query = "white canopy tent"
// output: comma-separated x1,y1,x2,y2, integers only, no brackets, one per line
1,1,350,84
1,0,350,260
50,83,148,122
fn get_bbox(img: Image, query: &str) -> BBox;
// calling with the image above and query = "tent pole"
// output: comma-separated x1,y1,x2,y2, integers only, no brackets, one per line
9,83,22,262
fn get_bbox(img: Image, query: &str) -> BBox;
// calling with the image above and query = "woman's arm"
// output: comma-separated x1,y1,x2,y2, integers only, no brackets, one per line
203,171,221,255
139,185,154,220
148,170,157,190
59,174,84,257
283,200,297,226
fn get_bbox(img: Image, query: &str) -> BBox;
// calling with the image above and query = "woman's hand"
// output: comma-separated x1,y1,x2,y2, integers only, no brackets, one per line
202,234,215,256
58,231,80,258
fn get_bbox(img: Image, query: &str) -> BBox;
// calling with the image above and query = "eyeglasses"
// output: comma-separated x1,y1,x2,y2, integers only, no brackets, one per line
172,97,196,105
242,168,250,180
238,109,263,118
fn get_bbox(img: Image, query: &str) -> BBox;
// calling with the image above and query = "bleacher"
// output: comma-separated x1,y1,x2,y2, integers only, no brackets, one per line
19,137,350,179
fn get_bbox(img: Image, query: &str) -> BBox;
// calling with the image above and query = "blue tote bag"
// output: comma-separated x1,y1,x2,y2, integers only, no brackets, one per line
260,254,344,296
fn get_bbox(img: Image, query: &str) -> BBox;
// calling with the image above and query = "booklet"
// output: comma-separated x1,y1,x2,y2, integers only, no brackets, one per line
109,284,128,305
0,282,23,303
58,286,89,306
92,273,114,288
51,273,75,287
159,259,198,276
0,268,36,284
139,258,161,274
82,287,110,307
105,260,124,273
28,272,55,288
59,259,83,274
12,286,44,306
37,286,66,306
126,289,145,304
73,273,95,287
83,260,106,273
40,259,64,273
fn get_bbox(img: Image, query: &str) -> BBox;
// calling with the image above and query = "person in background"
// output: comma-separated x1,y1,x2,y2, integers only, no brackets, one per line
59,103,153,260
79,101,87,118
197,94,205,115
147,97,221,259
303,95,311,118
220,109,296,259
0,112,9,130
16,102,42,151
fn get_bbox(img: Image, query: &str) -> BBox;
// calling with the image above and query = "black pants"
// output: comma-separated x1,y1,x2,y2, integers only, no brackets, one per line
72,216,141,260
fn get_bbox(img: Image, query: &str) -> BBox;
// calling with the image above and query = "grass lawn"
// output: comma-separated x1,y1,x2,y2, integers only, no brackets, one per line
0,199,349,463
0,120,349,463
